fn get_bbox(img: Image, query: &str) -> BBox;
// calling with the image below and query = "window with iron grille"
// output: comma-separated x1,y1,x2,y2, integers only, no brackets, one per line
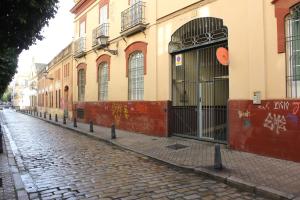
128,51,144,100
98,62,108,101
78,69,85,101
286,4,300,98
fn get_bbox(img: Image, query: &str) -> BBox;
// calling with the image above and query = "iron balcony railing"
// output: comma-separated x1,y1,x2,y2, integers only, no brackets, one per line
92,23,109,47
121,1,146,32
74,37,86,57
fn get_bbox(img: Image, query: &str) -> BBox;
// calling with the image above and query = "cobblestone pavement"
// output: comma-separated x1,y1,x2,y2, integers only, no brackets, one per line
0,110,269,200
36,112,300,197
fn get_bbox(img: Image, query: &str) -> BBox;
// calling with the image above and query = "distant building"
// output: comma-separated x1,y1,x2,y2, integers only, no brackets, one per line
37,43,74,119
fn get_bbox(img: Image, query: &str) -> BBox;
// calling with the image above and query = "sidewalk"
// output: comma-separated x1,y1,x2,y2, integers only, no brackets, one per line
0,112,27,200
22,111,300,199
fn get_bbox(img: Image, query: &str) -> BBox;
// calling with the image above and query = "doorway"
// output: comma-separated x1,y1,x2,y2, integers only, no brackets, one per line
169,17,229,143
64,86,69,118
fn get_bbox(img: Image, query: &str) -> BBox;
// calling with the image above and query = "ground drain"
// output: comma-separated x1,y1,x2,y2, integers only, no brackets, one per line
166,144,188,150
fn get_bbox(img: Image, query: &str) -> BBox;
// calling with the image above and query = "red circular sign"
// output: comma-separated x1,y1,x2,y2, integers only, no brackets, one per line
216,47,229,66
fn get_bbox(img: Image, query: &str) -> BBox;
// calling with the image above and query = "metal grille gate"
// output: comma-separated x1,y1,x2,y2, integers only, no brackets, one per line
169,17,229,143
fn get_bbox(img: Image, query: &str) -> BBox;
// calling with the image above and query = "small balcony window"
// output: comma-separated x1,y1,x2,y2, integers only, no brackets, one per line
92,23,109,48
121,1,147,37
74,37,86,58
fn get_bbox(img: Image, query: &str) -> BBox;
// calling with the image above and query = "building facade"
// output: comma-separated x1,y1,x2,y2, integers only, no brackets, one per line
37,43,74,119
68,0,300,162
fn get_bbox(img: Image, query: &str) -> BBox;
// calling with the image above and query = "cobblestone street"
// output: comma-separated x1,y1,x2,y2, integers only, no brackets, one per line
0,110,268,199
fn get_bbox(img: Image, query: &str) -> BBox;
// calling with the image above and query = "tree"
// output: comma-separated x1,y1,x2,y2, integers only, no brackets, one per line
0,0,59,96
1,88,12,102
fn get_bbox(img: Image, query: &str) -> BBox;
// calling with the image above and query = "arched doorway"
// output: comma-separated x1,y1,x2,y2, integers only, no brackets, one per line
169,17,229,143
64,86,69,118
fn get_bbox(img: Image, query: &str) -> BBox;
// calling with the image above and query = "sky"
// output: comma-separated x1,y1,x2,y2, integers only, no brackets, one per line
17,0,75,75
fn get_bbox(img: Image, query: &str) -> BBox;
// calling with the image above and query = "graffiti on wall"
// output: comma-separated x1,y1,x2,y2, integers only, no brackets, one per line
263,113,287,134
258,101,299,134
237,110,251,128
111,103,129,126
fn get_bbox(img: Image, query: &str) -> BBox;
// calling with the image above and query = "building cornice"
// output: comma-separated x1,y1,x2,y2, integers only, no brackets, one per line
70,0,96,17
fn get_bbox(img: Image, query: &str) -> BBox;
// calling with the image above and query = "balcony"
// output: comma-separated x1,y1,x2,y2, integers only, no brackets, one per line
121,1,147,37
92,23,109,49
74,37,86,58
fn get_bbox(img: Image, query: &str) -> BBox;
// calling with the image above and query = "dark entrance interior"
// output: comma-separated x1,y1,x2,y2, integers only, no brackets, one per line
169,17,229,143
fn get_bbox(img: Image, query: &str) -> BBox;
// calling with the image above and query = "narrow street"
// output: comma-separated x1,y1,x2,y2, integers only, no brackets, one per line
0,110,267,200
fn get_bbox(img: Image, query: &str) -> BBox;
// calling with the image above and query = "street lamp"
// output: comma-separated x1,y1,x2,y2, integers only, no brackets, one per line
96,35,118,55
43,71,54,80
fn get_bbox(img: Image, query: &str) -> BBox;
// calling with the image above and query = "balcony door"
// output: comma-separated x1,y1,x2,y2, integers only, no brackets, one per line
79,21,86,37
130,0,141,25
99,5,108,25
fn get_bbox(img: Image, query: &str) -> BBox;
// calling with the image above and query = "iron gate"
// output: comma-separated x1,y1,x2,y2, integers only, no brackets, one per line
169,17,229,143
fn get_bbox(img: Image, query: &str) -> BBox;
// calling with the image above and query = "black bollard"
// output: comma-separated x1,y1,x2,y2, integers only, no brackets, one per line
0,124,3,154
63,116,66,125
55,114,58,122
214,144,223,170
89,121,93,133
49,114,52,120
44,112,46,119
73,118,77,128
111,124,116,139
40,112,42,117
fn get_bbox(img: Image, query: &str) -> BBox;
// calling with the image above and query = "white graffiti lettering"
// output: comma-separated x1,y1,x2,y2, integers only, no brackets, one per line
238,110,250,119
263,113,287,134
274,101,289,111
292,102,300,115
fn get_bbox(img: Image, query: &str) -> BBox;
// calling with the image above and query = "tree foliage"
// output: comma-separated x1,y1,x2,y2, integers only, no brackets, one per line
0,0,59,95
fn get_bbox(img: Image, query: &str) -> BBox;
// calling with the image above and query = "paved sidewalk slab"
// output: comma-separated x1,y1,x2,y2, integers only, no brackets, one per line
21,111,300,199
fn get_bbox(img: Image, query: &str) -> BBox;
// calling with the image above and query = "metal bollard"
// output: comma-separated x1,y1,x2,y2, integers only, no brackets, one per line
214,144,223,170
73,118,77,128
111,124,116,139
40,112,42,117
55,114,58,122
49,114,52,120
89,121,93,133
63,116,66,125
0,124,3,154
44,112,46,119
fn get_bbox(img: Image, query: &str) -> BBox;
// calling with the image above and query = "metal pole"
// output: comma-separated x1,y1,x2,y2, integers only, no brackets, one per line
55,114,58,122
49,114,52,120
63,116,66,125
73,118,77,128
44,112,46,119
111,124,116,139
90,121,93,133
40,112,42,117
214,144,222,170
0,124,3,153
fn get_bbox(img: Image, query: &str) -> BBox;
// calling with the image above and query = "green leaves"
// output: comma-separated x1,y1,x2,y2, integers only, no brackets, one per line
0,0,59,96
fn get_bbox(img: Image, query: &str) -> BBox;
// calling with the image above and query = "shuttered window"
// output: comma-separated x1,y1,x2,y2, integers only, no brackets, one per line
128,51,144,100
98,63,108,101
78,69,85,101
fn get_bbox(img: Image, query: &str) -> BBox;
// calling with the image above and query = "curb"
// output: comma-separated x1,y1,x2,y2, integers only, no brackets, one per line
19,111,297,200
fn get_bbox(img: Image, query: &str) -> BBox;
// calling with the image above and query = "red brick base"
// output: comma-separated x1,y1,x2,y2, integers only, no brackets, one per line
74,101,170,137
229,100,300,162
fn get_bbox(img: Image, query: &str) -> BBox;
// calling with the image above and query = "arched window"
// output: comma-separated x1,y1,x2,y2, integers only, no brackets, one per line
98,62,108,101
286,4,300,98
128,51,144,100
78,69,86,101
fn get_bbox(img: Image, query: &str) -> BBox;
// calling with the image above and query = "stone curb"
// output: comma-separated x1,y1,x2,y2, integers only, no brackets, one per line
20,111,297,200
0,119,29,200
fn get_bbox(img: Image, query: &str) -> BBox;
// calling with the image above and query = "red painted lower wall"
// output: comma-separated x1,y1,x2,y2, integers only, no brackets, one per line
229,100,300,162
74,101,170,137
